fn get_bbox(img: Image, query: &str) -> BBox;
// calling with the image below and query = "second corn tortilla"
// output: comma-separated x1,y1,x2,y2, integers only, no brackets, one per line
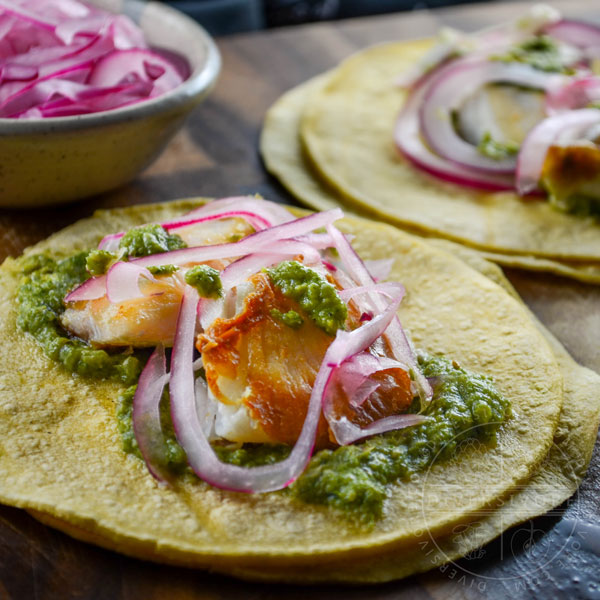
260,55,600,284
218,238,600,583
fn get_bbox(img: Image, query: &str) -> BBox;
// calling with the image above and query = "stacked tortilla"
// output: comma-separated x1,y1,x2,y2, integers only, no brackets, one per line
260,39,600,284
0,199,598,582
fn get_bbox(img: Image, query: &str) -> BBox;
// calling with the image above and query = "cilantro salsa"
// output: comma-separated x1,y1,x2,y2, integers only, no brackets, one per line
14,223,511,525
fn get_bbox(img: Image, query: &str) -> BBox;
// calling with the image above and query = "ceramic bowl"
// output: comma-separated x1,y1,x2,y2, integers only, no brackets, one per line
0,0,220,208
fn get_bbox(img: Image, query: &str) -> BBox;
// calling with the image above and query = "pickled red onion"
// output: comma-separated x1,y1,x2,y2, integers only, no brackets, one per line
0,0,188,118
132,344,171,484
516,108,600,195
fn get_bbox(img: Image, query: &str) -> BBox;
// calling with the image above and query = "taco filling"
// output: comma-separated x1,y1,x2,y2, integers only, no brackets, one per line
394,6,600,215
15,197,510,524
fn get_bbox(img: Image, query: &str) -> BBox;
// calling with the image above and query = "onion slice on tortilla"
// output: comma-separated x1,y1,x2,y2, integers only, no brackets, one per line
516,107,600,195
132,344,171,484
420,59,566,174
64,273,107,302
128,208,343,269
545,76,600,114
105,261,156,304
544,19,600,58
394,74,515,191
169,287,321,493
327,224,432,406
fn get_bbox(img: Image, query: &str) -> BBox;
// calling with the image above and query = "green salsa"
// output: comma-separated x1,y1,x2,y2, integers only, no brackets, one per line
119,224,187,258
16,253,146,384
116,353,510,525
184,265,222,298
148,264,179,276
494,35,574,73
546,191,600,218
116,385,188,472
267,260,347,336
477,131,520,161
86,249,117,277
270,308,304,329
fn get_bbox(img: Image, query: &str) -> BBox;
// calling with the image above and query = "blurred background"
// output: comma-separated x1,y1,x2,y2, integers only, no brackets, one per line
164,0,486,36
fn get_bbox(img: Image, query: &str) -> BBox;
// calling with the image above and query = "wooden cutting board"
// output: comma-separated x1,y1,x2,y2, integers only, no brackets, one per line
0,1,598,598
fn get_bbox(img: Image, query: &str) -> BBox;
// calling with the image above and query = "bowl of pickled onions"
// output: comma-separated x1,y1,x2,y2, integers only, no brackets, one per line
0,0,220,207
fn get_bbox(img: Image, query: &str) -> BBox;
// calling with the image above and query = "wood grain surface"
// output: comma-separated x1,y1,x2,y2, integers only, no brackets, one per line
0,1,599,598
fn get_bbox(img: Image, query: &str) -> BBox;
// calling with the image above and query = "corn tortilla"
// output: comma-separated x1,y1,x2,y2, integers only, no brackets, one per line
226,238,600,583
260,72,600,284
0,200,569,576
300,41,600,261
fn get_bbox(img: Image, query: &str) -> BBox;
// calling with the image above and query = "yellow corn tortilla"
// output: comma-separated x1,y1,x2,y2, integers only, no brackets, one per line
300,41,600,262
226,238,600,583
0,199,578,578
260,72,600,284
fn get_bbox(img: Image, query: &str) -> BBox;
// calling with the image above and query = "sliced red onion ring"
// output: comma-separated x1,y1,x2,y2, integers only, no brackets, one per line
179,196,295,226
105,261,156,304
336,352,409,408
164,211,272,234
88,48,184,98
129,208,344,269
544,20,600,57
322,291,426,445
339,281,405,303
327,224,432,406
326,413,427,446
169,287,322,493
98,197,295,252
420,59,566,174
516,107,600,195
132,344,171,484
64,273,106,302
98,210,273,252
363,258,394,282
546,76,600,114
395,75,515,191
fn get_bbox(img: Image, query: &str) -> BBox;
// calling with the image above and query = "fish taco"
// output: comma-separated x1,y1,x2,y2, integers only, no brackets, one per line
0,197,595,580
261,6,600,283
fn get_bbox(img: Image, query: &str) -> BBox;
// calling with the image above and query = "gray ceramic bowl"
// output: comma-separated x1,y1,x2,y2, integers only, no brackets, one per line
0,0,220,208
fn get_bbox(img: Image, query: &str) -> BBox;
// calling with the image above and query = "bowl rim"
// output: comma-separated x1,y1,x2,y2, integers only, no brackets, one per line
0,0,221,133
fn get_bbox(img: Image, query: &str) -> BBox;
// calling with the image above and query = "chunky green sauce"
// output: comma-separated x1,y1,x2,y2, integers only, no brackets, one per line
116,385,188,473
17,253,146,384
184,265,222,298
547,191,600,218
270,308,304,329
86,249,116,276
267,261,347,336
119,224,187,258
116,353,510,525
494,35,574,73
477,131,519,161
148,264,179,276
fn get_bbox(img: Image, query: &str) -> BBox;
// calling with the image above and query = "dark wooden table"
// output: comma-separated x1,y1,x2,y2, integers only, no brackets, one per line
1,1,599,598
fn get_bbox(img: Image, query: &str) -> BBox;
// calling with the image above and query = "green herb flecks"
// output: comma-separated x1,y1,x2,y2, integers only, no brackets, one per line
267,260,347,336
119,224,187,259
477,131,520,161
184,265,222,298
